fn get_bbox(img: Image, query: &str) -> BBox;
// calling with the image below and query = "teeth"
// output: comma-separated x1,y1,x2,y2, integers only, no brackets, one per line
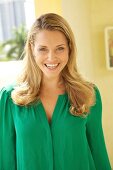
46,64,58,67
45,63,59,69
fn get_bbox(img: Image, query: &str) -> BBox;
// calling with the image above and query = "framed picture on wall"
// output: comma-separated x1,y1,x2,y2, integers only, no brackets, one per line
104,26,113,70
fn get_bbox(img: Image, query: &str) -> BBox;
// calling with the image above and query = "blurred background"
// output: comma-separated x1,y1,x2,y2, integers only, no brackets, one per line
0,0,113,167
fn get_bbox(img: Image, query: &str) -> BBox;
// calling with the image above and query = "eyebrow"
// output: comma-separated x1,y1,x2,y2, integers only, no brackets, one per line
38,45,47,48
37,44,66,48
56,44,66,47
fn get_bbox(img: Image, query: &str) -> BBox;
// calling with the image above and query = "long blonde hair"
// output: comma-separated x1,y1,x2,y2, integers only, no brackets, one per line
11,13,95,116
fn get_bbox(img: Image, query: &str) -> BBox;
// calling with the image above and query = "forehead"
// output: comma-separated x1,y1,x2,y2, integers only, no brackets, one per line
34,30,67,46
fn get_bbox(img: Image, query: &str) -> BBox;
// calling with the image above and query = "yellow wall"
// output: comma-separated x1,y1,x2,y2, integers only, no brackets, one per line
34,0,62,17
33,0,113,166
62,0,113,166
62,0,94,80
91,0,113,166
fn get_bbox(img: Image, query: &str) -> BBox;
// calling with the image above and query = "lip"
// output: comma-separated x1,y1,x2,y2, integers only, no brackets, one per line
44,63,60,70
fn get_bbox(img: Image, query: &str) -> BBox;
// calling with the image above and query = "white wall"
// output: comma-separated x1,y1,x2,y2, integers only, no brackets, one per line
0,61,22,89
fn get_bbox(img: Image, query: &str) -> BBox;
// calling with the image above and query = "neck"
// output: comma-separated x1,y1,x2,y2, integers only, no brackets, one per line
40,75,65,94
42,75,61,88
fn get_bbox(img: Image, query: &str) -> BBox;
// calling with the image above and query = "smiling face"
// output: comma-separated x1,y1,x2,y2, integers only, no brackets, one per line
32,30,69,80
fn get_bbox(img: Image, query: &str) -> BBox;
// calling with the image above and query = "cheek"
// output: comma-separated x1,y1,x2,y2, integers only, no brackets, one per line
62,53,69,63
35,56,43,67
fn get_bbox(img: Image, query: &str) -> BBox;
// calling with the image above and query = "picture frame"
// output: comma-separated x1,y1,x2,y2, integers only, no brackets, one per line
104,26,113,70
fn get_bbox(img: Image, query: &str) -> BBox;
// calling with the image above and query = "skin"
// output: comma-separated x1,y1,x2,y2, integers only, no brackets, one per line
33,30,69,82
32,30,69,122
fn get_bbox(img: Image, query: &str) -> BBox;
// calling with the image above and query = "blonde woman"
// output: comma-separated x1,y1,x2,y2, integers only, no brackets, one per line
0,13,111,170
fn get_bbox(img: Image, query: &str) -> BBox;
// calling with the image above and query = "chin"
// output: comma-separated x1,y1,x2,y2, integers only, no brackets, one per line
43,72,61,79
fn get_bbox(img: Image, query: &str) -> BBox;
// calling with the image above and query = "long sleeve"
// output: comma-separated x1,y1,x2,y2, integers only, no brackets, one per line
0,87,16,170
86,86,112,170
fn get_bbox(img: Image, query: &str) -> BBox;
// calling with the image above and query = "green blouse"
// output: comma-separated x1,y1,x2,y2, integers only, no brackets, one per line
0,85,111,170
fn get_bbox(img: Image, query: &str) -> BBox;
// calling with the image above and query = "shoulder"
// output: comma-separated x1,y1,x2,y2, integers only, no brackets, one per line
93,85,102,106
0,84,15,101
0,85,16,128
93,84,101,97
0,85,16,116
88,85,102,119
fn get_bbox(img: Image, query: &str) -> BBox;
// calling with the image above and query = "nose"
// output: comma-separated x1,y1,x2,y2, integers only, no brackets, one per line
47,50,56,61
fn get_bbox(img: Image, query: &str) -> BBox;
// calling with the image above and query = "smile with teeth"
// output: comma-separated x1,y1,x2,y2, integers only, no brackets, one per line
45,63,59,69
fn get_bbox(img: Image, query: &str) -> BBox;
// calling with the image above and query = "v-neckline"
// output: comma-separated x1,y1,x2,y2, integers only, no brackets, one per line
37,93,67,128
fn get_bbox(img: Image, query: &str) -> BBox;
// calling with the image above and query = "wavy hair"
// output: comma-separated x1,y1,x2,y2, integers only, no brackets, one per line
11,13,95,116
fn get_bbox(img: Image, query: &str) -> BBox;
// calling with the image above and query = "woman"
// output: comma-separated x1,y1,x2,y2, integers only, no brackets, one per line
0,13,111,170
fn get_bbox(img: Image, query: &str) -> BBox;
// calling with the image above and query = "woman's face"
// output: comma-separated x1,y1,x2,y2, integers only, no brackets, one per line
32,30,69,79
